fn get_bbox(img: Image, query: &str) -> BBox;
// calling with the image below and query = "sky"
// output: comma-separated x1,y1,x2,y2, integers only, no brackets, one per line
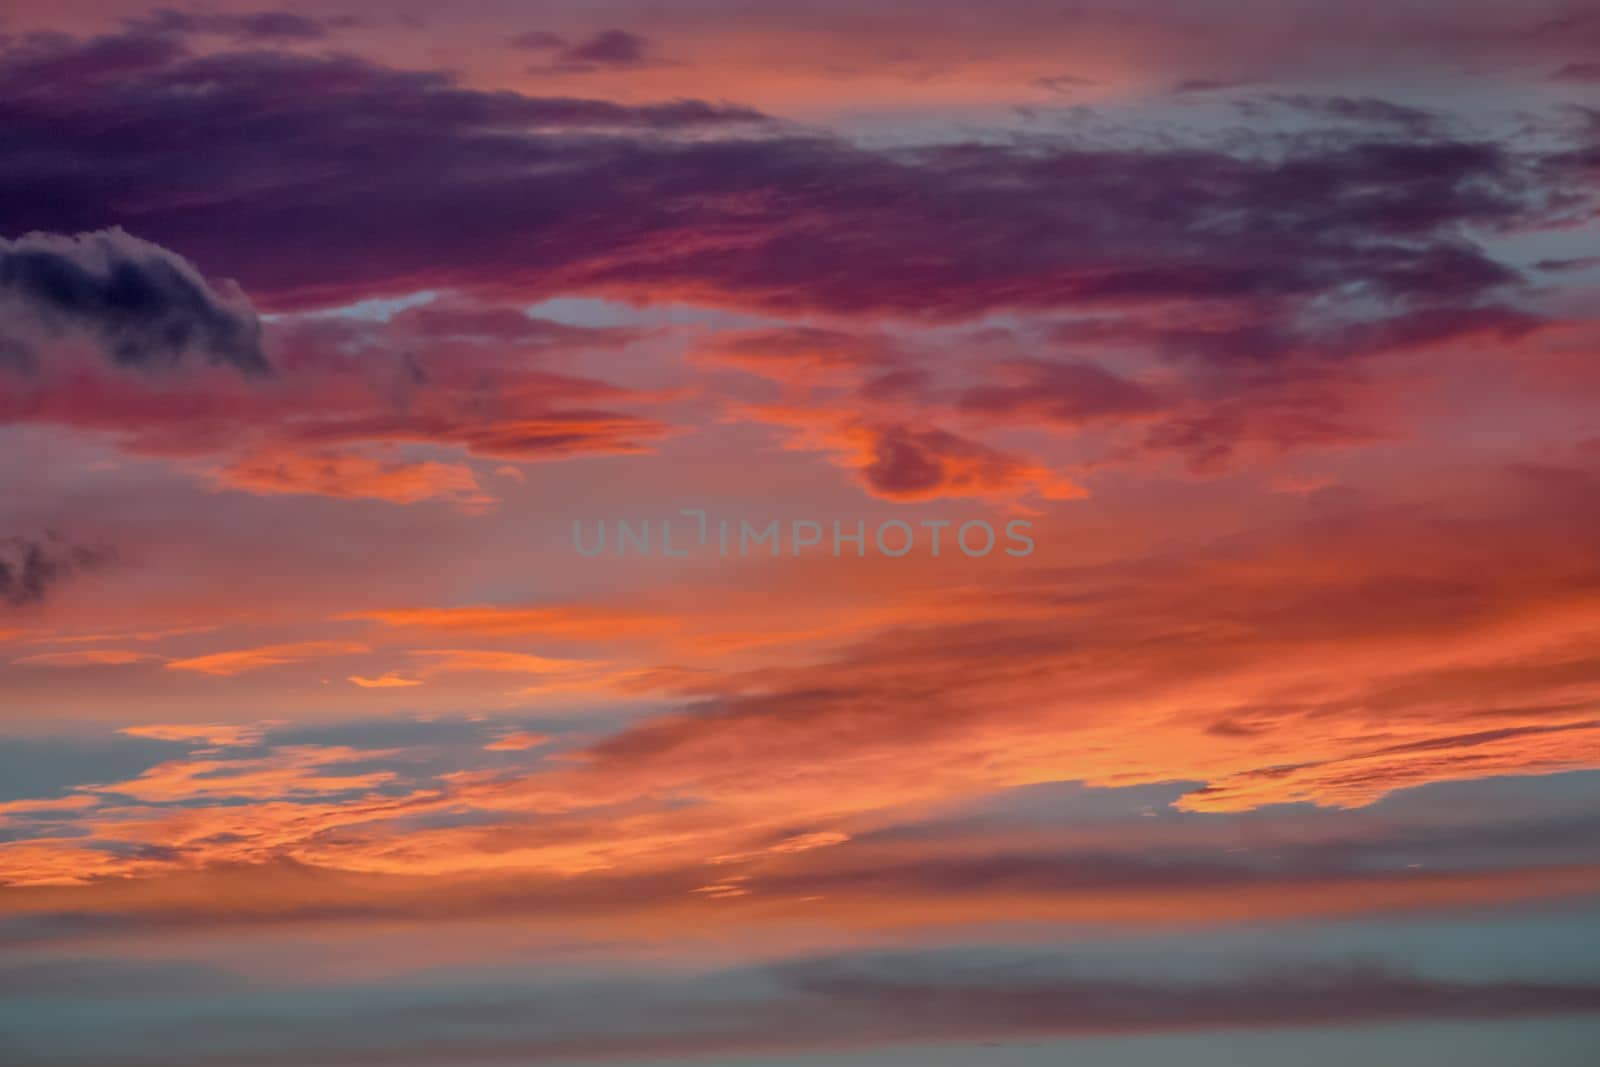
0,1,1599,1064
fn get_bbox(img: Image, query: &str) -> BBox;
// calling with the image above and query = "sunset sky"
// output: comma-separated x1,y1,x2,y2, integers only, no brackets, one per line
2,1,1599,1064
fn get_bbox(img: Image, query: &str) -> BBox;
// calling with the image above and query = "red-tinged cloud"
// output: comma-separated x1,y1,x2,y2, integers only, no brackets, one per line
492,452,1600,827
3,451,1574,895
730,401,1085,501
955,354,1379,475
215,449,494,508
2,446,1598,902
948,304,1556,472
959,359,1164,425
700,306,1572,484
12,461,1590,896
699,328,1091,501
0,277,674,501
693,327,906,385
853,423,1085,501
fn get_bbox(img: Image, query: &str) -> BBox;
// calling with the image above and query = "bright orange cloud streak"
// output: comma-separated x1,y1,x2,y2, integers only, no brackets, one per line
165,641,370,676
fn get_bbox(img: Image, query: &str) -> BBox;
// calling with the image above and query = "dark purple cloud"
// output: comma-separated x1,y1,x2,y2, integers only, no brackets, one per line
554,29,652,69
516,28,661,73
0,32,1568,333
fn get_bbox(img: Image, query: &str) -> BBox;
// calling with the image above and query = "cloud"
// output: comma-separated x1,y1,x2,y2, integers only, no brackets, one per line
78,743,397,804
0,534,116,609
726,400,1086,502
1,936,1599,1066
938,304,1550,472
1,22,1598,1059
0,229,267,374
539,451,1600,823
560,30,650,67
0,33,1559,325
215,450,494,508
855,423,1085,501
753,953,1600,1043
1553,61,1600,82
128,9,351,42
11,649,161,667
1535,255,1600,272
704,334,1091,500
694,327,904,383
164,641,369,676
700,309,1522,484
119,723,271,747
348,673,424,689
523,29,664,74
350,604,671,640
1170,76,1258,94
6,452,1598,901
511,30,568,51
1241,93,1442,133
408,650,591,674
483,731,551,752
0,287,673,499
959,359,1162,424
1035,73,1099,95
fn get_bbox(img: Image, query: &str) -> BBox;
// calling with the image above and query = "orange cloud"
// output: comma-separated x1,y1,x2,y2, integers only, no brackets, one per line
216,449,495,508
80,744,397,804
120,723,271,747
0,794,100,818
12,649,162,666
350,605,671,640
410,650,590,674
484,732,551,752
348,672,425,688
165,641,369,676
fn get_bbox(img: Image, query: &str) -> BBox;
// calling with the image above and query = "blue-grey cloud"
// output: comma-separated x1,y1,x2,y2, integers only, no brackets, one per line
0,230,267,375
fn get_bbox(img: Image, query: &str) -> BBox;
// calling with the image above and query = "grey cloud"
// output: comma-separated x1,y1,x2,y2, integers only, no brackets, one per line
0,230,268,375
